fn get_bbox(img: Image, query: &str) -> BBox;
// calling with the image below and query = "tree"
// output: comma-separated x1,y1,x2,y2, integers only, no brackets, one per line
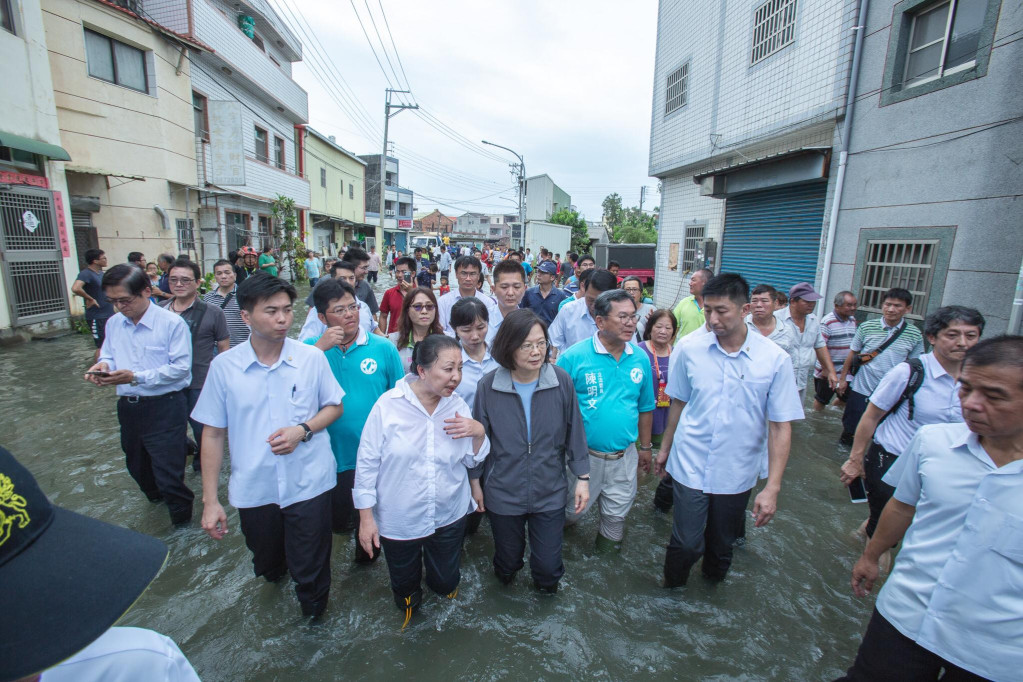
617,206,658,243
271,195,306,282
602,193,623,233
549,208,591,254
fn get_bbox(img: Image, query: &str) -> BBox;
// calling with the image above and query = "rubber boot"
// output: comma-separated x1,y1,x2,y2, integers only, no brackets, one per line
594,533,622,554
493,566,516,585
534,579,558,594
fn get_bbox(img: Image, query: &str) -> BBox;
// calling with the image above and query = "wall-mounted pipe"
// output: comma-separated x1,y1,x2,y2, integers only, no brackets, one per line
154,204,171,231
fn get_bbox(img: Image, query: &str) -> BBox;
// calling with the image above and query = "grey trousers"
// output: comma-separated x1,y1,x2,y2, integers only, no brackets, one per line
663,480,751,587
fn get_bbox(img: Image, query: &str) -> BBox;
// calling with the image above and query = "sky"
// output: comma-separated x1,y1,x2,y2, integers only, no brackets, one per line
273,0,661,221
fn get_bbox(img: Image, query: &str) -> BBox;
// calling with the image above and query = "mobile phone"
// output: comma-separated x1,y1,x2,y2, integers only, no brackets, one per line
402,272,413,282
848,478,868,504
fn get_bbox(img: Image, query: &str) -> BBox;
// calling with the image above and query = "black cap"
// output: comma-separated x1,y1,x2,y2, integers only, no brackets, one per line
0,446,168,681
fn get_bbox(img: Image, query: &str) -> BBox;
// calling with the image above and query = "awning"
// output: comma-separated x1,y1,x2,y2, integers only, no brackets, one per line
65,165,144,181
1,131,71,161
692,147,830,183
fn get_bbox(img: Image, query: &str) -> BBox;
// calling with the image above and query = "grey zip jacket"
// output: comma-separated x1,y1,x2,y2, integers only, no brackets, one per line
471,363,590,515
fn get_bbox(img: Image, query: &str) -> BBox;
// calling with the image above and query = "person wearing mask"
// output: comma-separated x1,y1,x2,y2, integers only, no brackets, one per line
379,256,418,335
558,289,655,552
655,274,803,587
548,269,619,357
842,335,1023,682
192,274,344,619
639,310,679,513
745,284,795,354
202,259,249,347
307,279,403,562
437,255,498,331
814,291,859,414
355,335,490,626
83,265,193,526
470,310,590,592
71,248,114,359
622,276,655,340
257,245,278,277
775,282,838,403
161,259,230,473
672,268,712,341
489,260,527,342
839,306,985,541
305,250,321,287
521,260,569,325
389,286,445,373
298,261,377,341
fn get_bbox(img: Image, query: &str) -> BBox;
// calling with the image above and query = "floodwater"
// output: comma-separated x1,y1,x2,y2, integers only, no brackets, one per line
1,281,874,681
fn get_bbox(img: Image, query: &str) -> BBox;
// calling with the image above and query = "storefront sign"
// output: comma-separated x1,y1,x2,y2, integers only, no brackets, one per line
209,101,245,186
398,219,412,229
53,192,71,257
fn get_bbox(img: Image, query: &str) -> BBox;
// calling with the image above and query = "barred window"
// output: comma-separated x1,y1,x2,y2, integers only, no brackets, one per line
682,222,706,272
859,240,937,320
664,62,689,115
751,0,798,65
176,219,195,252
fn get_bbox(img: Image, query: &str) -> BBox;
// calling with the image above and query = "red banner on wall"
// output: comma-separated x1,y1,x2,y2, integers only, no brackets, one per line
52,191,71,258
0,170,49,189
398,219,412,229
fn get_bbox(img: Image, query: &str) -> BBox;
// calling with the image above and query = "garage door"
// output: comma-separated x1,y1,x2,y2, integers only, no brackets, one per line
719,182,827,293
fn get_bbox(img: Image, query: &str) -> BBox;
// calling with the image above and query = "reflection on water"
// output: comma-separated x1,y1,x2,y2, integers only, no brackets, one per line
0,286,873,680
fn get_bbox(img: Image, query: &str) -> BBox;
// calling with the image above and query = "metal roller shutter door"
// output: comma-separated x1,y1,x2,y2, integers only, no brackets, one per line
719,182,827,292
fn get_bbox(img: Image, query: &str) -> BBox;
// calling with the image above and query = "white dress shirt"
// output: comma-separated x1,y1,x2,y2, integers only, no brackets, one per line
354,376,490,540
870,352,962,455
437,289,498,332
549,296,597,353
41,627,199,682
666,326,804,494
774,308,826,391
297,301,376,342
98,302,192,396
744,314,796,356
879,422,1023,681
455,346,500,410
191,337,344,509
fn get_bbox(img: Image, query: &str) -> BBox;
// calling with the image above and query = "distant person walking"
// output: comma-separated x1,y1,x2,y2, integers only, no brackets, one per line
71,248,114,359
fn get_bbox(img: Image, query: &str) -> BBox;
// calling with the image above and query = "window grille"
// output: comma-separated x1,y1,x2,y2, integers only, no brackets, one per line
176,218,195,251
664,62,689,115
751,0,798,65
859,240,937,320
682,222,706,272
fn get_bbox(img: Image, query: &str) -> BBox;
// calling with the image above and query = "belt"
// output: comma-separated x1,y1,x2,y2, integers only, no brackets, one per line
588,448,626,460
120,389,184,404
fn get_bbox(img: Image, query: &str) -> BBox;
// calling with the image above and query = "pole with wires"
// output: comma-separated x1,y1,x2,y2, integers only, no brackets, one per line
481,140,525,250
378,88,417,249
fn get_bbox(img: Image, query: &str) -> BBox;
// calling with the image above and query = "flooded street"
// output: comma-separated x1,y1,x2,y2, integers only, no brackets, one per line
1,282,874,681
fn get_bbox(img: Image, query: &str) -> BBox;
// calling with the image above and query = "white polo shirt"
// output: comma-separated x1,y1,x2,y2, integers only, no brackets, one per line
879,422,1023,681
548,296,597,353
666,326,804,494
437,289,498,332
191,337,344,509
354,375,490,540
869,352,962,455
297,301,376,342
774,307,826,391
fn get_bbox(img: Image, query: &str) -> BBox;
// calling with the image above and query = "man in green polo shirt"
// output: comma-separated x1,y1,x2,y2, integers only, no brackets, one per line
558,289,655,552
305,278,403,562
672,268,712,342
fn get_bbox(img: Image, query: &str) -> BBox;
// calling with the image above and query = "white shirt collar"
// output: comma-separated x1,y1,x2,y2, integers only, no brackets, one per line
236,338,300,371
125,300,159,329
704,325,755,358
592,332,634,355
461,345,493,364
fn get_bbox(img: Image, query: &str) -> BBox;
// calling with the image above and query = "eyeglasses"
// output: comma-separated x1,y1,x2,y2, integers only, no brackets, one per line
327,303,360,316
109,295,140,306
623,287,641,294
168,277,195,285
609,313,640,324
411,304,436,312
518,340,548,353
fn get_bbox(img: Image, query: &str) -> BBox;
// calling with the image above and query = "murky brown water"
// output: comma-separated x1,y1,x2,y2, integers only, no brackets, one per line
0,280,874,680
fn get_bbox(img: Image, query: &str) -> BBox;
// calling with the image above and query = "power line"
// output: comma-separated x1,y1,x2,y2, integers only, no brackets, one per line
363,0,406,94
377,0,412,92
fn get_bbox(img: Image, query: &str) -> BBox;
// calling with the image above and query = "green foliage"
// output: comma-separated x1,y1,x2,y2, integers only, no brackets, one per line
70,317,90,335
200,272,215,295
548,208,591,254
271,195,306,282
603,193,658,244
602,193,624,232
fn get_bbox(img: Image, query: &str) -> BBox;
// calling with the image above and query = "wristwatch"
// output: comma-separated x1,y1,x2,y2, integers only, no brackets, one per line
298,422,313,442
129,373,139,388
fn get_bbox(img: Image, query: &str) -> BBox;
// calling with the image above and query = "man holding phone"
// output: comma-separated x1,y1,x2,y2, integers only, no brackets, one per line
378,256,417,335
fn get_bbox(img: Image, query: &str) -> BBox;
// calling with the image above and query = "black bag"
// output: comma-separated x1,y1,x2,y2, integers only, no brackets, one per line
849,322,908,376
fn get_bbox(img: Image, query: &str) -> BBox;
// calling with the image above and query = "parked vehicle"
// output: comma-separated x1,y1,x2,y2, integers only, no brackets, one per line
595,243,656,285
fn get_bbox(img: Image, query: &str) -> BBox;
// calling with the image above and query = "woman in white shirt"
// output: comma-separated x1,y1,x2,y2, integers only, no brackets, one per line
387,287,444,372
354,334,489,626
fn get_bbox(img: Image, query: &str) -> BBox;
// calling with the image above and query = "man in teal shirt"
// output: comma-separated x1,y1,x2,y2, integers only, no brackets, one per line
558,289,655,551
305,278,403,562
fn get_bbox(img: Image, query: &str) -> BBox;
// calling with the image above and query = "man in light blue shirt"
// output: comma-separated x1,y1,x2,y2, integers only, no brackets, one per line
549,269,618,357
655,273,803,587
843,336,1023,682
85,264,194,526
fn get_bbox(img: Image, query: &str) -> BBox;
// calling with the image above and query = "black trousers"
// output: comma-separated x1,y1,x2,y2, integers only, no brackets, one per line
664,481,751,587
488,509,565,589
331,470,378,563
367,270,378,283
237,489,333,616
654,472,675,511
380,517,465,610
864,441,899,538
116,390,193,523
842,390,870,436
186,387,203,472
836,608,988,681
815,376,850,405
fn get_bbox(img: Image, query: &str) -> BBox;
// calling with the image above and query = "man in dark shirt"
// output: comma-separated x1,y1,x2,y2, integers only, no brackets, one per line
71,248,115,359
521,260,569,325
343,247,380,319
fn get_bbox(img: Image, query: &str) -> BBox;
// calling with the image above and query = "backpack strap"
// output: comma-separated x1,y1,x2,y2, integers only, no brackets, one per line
879,358,926,424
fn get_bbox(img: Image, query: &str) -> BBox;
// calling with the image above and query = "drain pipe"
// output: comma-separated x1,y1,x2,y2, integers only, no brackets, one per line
153,204,171,231
819,0,869,309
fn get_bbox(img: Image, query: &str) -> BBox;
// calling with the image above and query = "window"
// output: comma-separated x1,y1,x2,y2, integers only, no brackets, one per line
258,215,272,240
252,34,264,51
320,167,326,187
751,0,798,64
192,92,208,141
84,29,148,92
903,0,985,87
2,0,15,34
0,146,41,171
254,126,268,162
665,62,688,115
176,218,195,251
682,222,706,272
349,183,354,200
859,240,938,320
273,136,285,170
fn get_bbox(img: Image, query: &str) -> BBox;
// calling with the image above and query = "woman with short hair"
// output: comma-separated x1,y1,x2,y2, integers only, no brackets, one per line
450,297,500,408
388,287,444,372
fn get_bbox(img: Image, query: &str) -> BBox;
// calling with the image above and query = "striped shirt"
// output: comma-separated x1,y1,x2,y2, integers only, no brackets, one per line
202,286,250,348
815,311,858,378
849,318,924,394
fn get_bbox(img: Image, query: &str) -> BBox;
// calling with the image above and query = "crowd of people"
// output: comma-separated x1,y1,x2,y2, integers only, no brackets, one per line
3,240,1018,681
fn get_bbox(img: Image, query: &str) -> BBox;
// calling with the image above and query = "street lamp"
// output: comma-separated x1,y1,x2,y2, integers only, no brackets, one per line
482,140,525,250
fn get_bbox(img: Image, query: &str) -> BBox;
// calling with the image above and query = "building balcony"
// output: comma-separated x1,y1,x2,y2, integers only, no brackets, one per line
235,0,302,60
192,0,308,122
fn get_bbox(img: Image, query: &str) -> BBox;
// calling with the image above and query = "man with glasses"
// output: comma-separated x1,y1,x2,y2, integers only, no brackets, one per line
549,269,619,356
437,255,498,332
306,279,402,560
84,264,194,526
622,276,654,340
299,261,377,342
559,289,655,552
203,259,249,347
162,259,229,472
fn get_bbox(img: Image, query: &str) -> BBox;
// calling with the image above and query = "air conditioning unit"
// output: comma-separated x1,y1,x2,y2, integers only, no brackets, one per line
385,210,395,216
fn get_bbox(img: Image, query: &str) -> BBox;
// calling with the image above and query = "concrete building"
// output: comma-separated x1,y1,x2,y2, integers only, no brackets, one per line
303,126,368,256
524,174,571,222
413,209,454,234
0,0,76,338
360,153,413,251
485,213,517,242
454,212,489,237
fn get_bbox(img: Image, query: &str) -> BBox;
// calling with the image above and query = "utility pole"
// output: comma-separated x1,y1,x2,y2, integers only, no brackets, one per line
639,186,646,212
482,140,525,251
379,89,417,250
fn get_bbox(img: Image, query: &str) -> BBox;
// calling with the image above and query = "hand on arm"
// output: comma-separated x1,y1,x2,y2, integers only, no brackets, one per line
443,412,486,453
851,498,915,596
840,402,885,484
200,426,229,540
752,420,792,527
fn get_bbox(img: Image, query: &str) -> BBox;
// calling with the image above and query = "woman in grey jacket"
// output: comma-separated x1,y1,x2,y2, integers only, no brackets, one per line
471,309,590,593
